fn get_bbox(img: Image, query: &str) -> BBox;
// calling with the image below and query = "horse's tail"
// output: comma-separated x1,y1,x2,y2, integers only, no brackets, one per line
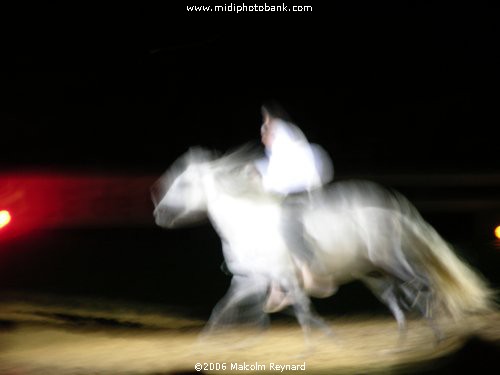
397,196,497,320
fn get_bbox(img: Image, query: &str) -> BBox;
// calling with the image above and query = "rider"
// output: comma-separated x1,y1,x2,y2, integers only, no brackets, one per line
255,103,334,311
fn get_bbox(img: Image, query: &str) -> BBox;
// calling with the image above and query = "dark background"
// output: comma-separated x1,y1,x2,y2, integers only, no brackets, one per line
0,4,499,318
1,4,499,173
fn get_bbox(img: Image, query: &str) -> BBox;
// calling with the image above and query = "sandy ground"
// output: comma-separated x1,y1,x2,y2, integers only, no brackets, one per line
0,295,499,375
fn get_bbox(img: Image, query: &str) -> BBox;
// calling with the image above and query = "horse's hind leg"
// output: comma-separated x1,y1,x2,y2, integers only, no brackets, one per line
375,239,444,341
362,274,407,341
399,282,444,342
283,279,333,348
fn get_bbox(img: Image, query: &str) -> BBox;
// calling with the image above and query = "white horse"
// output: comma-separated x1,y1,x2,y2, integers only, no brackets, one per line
152,145,495,340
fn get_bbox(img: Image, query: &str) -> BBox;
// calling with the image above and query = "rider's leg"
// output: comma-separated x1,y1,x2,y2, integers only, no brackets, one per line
264,280,295,313
281,194,315,267
263,261,336,313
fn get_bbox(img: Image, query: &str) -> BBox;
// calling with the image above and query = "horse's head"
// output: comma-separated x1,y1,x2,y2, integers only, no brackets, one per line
152,147,215,228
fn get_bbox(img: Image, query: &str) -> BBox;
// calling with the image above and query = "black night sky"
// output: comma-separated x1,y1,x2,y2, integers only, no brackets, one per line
0,5,499,317
1,6,499,174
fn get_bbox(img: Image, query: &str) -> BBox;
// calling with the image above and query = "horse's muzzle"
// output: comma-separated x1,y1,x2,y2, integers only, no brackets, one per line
153,206,207,228
153,206,179,228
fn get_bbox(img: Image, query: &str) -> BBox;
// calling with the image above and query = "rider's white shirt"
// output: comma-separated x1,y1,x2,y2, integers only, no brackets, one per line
255,120,332,195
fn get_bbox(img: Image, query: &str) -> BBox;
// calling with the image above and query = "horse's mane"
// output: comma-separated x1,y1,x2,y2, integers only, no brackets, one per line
210,143,271,199
176,142,261,169
151,146,219,206
212,142,262,169
153,143,267,201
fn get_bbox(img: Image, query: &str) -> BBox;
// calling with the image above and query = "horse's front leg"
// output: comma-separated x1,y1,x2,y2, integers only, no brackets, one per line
202,274,270,336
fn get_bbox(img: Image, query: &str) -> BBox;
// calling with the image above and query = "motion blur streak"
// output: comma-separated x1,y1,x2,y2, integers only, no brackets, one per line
0,173,156,241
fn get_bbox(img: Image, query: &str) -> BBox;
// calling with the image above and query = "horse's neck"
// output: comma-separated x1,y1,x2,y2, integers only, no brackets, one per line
204,176,282,241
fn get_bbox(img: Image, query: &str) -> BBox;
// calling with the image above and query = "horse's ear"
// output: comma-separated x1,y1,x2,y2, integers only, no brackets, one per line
187,146,214,164
261,105,272,123
261,101,292,123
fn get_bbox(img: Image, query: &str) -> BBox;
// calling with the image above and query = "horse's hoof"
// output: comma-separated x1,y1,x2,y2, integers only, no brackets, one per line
290,346,314,360
433,332,447,346
380,347,411,355
311,319,335,339
322,326,335,338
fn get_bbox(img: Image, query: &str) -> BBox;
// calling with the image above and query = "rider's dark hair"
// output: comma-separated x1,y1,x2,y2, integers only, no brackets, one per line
261,100,293,123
